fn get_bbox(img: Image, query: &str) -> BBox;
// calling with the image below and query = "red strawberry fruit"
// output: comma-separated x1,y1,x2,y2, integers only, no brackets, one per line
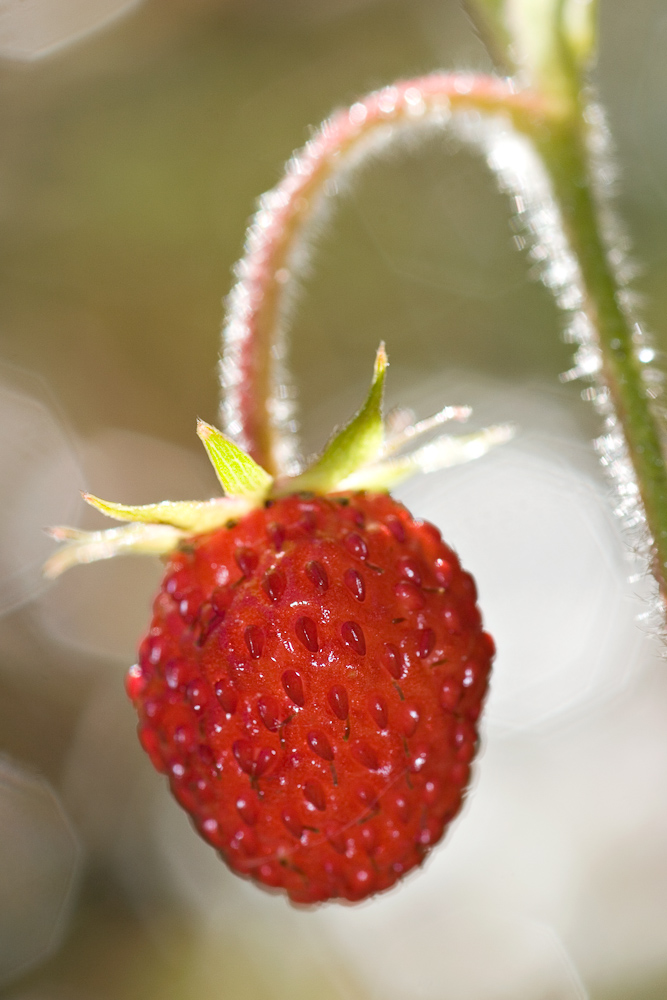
130,492,493,903
46,346,508,904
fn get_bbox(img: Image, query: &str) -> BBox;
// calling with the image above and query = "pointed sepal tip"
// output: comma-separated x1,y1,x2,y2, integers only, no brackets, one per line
197,419,273,498
282,343,388,495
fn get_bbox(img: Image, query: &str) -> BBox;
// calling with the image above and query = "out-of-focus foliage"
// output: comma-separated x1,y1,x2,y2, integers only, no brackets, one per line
470,0,598,102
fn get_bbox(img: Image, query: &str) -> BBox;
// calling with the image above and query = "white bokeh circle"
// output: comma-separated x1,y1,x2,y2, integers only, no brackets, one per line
395,375,649,733
0,0,143,60
0,363,84,618
0,757,81,988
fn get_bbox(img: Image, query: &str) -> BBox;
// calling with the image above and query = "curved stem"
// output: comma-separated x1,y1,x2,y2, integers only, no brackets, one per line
222,60,667,604
220,73,556,476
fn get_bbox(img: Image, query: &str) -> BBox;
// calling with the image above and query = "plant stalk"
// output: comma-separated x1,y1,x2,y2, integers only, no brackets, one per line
220,75,555,476
536,111,667,599
221,48,667,604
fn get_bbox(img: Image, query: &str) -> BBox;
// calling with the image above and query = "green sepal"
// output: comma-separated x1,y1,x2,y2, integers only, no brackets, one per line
282,344,388,495
43,523,185,579
44,345,516,580
197,419,273,498
82,493,255,532
337,424,515,492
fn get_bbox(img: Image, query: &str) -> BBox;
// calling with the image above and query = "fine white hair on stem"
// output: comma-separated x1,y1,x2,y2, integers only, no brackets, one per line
471,104,664,627
221,123,403,475
220,94,458,476
219,75,544,476
219,77,663,624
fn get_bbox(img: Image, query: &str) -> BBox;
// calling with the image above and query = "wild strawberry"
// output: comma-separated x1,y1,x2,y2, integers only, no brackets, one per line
46,346,510,904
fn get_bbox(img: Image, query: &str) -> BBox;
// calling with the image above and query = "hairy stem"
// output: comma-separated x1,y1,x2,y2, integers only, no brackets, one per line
537,114,667,599
220,74,555,476
222,51,667,606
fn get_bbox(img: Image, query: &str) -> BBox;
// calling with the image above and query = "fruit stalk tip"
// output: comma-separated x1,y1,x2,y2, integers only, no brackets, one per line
196,418,215,441
375,342,388,375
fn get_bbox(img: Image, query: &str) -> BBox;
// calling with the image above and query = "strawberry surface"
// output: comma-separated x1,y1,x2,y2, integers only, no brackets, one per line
127,491,493,904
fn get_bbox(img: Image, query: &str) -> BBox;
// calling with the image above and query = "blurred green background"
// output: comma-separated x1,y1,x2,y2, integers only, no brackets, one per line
2,1,667,998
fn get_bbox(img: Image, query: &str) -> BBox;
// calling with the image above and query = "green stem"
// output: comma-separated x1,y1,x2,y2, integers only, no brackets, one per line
536,110,667,599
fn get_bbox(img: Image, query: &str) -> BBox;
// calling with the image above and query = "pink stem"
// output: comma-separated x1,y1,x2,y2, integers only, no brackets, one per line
220,73,553,476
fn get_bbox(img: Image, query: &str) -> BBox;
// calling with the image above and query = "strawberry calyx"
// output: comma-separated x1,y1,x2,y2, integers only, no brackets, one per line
44,344,513,579
278,343,388,496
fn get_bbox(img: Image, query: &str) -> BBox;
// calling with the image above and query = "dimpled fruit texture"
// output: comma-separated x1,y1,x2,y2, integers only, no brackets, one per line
127,492,494,904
